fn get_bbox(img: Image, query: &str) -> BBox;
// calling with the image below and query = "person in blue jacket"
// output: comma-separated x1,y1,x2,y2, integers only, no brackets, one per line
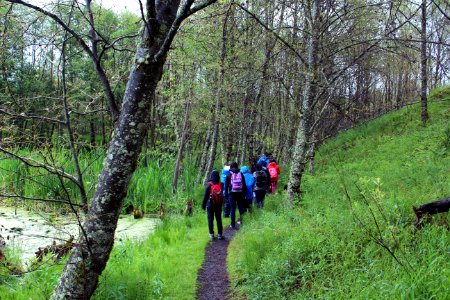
221,165,231,218
241,165,255,213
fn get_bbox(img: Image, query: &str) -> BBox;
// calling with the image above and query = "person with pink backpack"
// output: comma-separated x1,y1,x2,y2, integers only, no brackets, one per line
267,159,281,194
225,162,247,229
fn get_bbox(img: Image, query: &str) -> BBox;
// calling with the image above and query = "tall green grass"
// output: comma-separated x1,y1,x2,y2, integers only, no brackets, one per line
0,147,201,213
228,98,449,299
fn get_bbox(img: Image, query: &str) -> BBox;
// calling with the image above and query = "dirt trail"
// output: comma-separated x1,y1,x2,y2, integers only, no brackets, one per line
196,226,237,300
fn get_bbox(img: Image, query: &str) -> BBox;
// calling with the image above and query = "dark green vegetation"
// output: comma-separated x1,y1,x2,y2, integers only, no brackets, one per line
228,98,449,299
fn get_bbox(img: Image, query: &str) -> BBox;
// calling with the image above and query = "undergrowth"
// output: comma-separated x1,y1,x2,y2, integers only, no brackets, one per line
228,98,449,299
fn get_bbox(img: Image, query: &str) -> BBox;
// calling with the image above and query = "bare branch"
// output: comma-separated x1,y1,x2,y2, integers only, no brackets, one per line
0,193,83,207
0,147,81,187
0,107,65,125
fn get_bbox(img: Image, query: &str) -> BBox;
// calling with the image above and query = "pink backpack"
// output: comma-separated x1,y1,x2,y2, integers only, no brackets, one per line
230,171,243,192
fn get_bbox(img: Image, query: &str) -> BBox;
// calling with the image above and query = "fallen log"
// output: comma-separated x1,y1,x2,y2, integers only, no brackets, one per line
413,197,450,226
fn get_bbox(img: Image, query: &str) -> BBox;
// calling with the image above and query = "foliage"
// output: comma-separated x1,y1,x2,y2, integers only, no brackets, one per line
228,99,450,299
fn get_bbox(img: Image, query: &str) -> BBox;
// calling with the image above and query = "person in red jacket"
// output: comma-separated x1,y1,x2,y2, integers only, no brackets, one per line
267,160,281,194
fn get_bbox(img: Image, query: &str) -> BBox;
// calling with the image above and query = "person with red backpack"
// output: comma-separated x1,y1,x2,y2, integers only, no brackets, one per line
267,159,281,194
225,162,247,229
202,170,224,239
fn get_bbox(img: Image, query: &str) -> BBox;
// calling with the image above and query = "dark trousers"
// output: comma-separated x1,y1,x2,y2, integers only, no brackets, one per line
254,190,266,208
244,198,252,213
230,192,245,227
223,194,231,217
207,203,223,235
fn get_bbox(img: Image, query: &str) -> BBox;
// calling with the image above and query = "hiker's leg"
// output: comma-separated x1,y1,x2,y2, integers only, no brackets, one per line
224,195,230,217
215,205,223,235
272,181,278,194
230,193,237,227
237,194,245,221
207,205,214,235
254,190,263,209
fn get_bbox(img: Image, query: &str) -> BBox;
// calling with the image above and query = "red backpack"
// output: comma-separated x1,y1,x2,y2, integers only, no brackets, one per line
209,182,224,205
268,166,278,181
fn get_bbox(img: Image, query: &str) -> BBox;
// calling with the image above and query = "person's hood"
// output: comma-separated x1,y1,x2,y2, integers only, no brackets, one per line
268,162,277,168
229,168,240,174
209,170,220,183
240,166,249,174
222,166,230,176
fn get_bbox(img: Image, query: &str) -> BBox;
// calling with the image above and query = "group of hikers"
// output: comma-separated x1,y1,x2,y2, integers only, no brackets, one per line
201,153,281,239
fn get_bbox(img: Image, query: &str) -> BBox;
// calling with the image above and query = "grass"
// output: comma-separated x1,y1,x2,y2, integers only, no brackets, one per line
228,96,449,299
0,213,211,299
93,214,210,299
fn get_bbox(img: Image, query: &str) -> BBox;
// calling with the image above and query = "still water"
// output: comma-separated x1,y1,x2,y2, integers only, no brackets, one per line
0,206,159,263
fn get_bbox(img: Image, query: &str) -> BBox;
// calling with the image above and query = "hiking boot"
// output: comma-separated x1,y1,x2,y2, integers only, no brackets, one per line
229,225,236,229
209,233,215,239
217,234,224,240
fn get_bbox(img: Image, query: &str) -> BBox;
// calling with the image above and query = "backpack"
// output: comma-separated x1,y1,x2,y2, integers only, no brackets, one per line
209,182,224,205
268,166,278,181
230,171,243,192
254,171,267,188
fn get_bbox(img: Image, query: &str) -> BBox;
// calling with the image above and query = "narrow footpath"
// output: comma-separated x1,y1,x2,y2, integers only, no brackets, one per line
196,227,237,300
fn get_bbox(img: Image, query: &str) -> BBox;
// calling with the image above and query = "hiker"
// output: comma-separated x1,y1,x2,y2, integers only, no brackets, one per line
202,170,224,240
267,159,281,194
249,156,258,173
225,162,247,229
240,165,255,213
253,163,269,208
257,152,269,168
221,165,231,218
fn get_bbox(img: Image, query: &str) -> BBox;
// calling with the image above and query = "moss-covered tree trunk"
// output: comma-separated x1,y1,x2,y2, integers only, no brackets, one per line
286,0,320,205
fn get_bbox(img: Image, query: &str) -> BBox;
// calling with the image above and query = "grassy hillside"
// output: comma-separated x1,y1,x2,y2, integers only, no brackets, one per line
228,96,449,299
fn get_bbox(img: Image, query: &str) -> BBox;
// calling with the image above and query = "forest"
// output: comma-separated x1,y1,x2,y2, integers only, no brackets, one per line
0,0,448,299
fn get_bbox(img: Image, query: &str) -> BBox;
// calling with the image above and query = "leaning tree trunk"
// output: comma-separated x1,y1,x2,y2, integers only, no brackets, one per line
52,1,217,298
286,0,320,205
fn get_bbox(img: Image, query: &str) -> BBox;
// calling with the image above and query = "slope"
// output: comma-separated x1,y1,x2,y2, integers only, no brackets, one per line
228,92,450,299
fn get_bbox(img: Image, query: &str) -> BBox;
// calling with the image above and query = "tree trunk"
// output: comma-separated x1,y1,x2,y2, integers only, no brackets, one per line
420,0,429,124
51,1,217,298
286,0,320,205
172,100,191,194
203,9,229,185
89,121,96,148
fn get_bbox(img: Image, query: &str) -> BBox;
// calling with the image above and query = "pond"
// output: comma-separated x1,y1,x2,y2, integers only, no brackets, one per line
0,207,159,264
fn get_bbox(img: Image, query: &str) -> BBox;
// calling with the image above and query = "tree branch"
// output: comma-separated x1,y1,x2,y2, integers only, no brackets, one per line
0,147,81,188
